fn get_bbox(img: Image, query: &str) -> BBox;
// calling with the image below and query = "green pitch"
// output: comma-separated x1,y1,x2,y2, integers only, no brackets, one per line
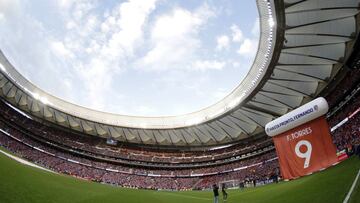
0,149,359,203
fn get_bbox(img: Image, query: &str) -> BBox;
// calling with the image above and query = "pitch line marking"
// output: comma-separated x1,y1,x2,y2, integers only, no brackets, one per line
0,148,56,173
343,168,360,203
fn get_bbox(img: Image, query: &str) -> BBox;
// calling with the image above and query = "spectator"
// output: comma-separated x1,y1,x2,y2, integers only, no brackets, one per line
213,184,219,203
222,183,228,202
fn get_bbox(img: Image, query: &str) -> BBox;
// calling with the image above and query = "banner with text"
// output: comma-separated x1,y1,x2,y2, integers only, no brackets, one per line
265,98,338,180
272,116,337,179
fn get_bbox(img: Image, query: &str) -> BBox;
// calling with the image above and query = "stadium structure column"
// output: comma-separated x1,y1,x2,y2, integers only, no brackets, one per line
265,98,338,180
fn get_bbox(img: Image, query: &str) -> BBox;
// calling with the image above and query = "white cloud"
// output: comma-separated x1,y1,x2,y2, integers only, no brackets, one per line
216,35,230,50
232,61,240,68
51,41,74,58
151,9,201,39
192,60,226,71
0,0,19,12
231,24,243,42
251,18,260,37
53,0,159,109
56,0,75,9
65,20,76,29
0,0,259,116
3,0,161,111
0,0,20,21
104,0,158,56
237,38,258,56
138,4,215,71
236,19,260,57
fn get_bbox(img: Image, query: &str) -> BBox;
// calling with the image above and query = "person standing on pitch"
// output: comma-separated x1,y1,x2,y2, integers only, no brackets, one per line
213,184,219,203
222,183,228,202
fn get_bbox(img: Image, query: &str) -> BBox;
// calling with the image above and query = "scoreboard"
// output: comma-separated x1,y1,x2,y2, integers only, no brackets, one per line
265,97,338,180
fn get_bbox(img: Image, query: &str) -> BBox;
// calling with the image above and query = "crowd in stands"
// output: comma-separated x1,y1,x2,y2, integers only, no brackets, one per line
0,56,359,190
325,62,360,152
326,68,360,108
1,89,359,190
328,93,360,152
0,123,278,190
0,99,273,168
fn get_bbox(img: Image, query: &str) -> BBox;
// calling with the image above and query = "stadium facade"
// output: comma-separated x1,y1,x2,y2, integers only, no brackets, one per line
0,0,359,191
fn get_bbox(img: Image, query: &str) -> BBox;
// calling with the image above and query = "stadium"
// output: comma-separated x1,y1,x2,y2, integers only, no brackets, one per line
0,0,360,202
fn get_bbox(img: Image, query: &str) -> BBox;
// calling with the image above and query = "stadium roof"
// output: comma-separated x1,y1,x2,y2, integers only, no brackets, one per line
0,0,359,147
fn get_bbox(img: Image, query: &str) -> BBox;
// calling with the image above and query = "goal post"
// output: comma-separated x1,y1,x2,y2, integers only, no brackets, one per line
219,179,241,189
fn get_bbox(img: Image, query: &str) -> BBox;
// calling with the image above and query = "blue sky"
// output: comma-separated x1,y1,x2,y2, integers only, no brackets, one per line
0,0,259,116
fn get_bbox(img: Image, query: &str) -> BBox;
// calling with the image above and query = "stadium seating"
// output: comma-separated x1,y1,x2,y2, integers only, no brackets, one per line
0,60,359,190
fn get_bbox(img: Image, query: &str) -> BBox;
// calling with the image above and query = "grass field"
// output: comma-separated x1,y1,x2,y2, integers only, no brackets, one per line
0,149,359,203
